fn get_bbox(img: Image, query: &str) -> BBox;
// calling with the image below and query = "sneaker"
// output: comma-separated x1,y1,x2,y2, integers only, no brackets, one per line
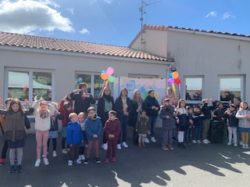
0,158,6,166
62,149,68,154
169,145,174,151
9,165,16,173
192,140,197,144
234,144,238,147
203,139,209,144
16,165,22,174
240,141,243,146
197,140,201,144
43,158,49,166
53,151,57,157
227,142,232,146
80,155,85,161
83,159,89,165
144,138,150,143
76,158,82,165
117,144,122,150
151,137,156,143
34,159,41,167
95,158,101,164
68,160,73,166
122,142,128,148
246,144,249,149
162,146,169,151
102,143,108,150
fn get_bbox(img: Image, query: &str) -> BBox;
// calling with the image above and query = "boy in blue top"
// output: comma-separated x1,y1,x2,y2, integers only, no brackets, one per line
84,107,102,164
66,113,83,166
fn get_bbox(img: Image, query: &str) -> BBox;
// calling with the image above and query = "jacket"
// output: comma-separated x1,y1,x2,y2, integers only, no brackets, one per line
236,109,250,128
160,105,176,130
69,91,95,113
3,111,30,141
104,118,121,140
97,95,115,124
224,110,238,127
142,96,160,117
136,116,150,134
84,117,102,140
66,122,83,145
201,104,212,120
192,112,205,126
114,97,132,118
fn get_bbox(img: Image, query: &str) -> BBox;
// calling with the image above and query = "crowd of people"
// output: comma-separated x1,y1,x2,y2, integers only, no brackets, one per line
0,83,250,174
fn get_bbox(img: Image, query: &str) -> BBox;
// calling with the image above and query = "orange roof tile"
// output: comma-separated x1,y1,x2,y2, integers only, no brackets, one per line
0,31,168,62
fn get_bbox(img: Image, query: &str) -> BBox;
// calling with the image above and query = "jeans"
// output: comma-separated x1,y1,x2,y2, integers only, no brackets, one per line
68,145,80,161
47,138,57,152
202,119,210,140
228,126,237,145
149,115,157,137
9,148,23,165
119,115,128,143
194,125,202,141
185,127,193,143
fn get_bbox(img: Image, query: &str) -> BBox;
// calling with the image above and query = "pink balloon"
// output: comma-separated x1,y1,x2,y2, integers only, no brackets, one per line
106,67,114,75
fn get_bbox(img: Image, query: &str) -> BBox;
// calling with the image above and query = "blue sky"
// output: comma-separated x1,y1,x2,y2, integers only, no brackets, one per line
0,0,249,46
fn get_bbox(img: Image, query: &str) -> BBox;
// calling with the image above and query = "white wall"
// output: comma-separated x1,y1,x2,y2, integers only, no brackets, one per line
0,47,168,102
166,30,250,102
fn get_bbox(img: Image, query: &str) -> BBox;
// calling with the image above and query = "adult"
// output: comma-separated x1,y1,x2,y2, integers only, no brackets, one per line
162,88,177,106
114,88,132,149
129,90,145,144
97,87,115,150
143,90,160,143
68,83,95,114
201,98,212,144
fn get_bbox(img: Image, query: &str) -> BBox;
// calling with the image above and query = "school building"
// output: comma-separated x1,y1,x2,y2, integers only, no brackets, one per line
0,24,250,104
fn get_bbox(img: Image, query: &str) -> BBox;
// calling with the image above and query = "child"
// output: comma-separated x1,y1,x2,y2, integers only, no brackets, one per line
104,110,121,163
78,112,86,161
186,106,194,144
160,99,176,151
66,113,83,166
236,102,250,149
59,98,74,154
1,99,30,173
136,111,150,148
176,99,189,148
47,102,60,158
192,105,205,144
32,99,58,167
224,104,238,146
84,107,102,164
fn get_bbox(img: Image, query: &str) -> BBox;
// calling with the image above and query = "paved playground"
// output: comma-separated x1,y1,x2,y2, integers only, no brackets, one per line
0,134,250,187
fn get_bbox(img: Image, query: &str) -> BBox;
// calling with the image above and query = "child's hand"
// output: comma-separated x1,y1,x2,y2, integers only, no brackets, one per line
147,131,151,135
166,115,170,119
93,134,98,138
108,134,114,138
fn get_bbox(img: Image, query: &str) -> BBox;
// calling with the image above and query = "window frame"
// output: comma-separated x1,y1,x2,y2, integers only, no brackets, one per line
4,67,55,103
218,75,245,102
184,76,204,104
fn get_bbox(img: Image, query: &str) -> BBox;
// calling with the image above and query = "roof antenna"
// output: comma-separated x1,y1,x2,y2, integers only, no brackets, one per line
139,0,160,50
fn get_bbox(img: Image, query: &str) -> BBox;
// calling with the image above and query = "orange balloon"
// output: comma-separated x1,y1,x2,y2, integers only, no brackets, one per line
100,73,108,81
173,71,179,79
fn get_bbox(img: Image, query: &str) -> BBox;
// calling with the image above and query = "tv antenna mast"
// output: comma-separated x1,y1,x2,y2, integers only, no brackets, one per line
139,0,160,50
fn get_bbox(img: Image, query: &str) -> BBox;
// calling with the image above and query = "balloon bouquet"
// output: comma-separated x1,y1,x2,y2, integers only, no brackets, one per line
167,70,181,98
99,67,116,95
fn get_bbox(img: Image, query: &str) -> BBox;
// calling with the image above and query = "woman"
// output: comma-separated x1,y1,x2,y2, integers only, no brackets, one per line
162,88,177,107
129,90,146,144
114,88,132,149
97,87,115,150
142,90,160,143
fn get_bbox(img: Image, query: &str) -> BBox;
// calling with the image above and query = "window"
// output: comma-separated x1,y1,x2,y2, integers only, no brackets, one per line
6,69,53,102
185,77,203,101
76,72,113,101
219,76,244,102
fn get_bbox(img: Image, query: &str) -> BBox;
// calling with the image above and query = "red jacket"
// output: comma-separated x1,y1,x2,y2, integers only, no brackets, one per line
59,100,73,127
104,118,121,140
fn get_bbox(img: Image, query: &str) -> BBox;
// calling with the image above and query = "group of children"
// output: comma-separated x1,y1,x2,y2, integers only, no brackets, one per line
1,94,250,174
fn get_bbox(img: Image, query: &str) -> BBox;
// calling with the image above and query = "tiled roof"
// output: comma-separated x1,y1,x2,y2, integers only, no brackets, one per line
0,31,168,62
144,25,250,39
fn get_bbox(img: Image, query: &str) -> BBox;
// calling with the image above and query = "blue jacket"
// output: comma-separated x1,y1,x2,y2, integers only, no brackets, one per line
84,117,102,140
66,122,83,145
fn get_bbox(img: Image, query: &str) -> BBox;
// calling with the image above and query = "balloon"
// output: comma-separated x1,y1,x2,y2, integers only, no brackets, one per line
108,75,115,83
100,73,108,81
173,71,179,79
167,78,174,85
174,78,181,85
168,73,173,79
106,67,114,75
